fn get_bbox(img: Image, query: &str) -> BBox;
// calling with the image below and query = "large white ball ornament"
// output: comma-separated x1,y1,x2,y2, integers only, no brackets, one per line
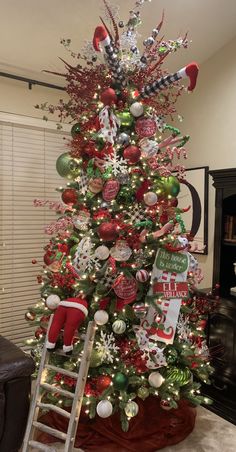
124,401,139,418
45,294,60,310
112,319,126,334
96,400,113,418
94,245,110,260
130,102,144,118
94,310,109,326
178,237,189,248
143,191,158,206
148,371,165,388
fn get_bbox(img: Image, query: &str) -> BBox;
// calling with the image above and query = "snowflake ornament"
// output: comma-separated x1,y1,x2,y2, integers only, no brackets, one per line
177,313,192,342
96,331,119,363
73,236,101,275
104,151,128,176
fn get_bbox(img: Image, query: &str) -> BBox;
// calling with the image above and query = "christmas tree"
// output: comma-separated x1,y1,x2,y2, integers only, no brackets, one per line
26,0,216,433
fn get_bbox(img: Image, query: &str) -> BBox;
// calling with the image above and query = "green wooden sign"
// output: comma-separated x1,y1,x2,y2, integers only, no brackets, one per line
155,249,188,274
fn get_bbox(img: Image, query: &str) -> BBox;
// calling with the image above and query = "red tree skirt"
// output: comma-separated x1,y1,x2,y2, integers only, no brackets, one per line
37,397,196,452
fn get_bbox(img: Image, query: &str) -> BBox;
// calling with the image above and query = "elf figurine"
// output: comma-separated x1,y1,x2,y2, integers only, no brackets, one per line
46,297,88,353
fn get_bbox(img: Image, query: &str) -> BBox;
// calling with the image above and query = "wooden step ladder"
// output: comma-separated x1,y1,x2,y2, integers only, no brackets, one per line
22,316,96,452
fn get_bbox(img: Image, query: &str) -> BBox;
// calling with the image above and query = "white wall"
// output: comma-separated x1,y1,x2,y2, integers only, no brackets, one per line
177,36,236,287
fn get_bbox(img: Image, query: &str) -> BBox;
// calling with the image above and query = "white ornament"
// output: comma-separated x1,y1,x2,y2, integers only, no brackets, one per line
136,269,149,282
104,151,128,177
96,331,119,363
45,294,60,310
94,245,110,260
110,240,132,262
124,401,139,417
130,102,144,118
94,310,109,326
96,400,113,418
73,211,90,230
143,192,158,206
178,236,189,248
148,371,165,388
112,319,126,334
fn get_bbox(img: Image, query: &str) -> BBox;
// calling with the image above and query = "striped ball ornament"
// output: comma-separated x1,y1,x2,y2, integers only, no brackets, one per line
112,319,126,334
136,269,149,282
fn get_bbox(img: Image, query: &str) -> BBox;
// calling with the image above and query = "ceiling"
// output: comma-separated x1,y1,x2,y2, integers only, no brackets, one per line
0,0,236,87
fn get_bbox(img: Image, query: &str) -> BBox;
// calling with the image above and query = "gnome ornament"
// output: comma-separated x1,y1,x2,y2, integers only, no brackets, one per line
46,297,88,353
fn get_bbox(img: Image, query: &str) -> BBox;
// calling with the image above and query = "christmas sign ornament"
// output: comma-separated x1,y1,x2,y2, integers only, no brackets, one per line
113,275,137,300
94,310,109,325
102,179,120,201
96,400,113,418
135,118,157,138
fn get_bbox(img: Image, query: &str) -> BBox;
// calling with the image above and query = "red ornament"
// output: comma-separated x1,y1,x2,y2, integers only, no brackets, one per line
123,146,141,164
113,275,137,300
98,222,118,241
61,188,78,205
100,88,117,106
32,259,37,264
96,375,112,392
160,400,172,411
35,327,46,339
135,118,157,138
43,250,56,266
102,179,120,201
57,243,69,254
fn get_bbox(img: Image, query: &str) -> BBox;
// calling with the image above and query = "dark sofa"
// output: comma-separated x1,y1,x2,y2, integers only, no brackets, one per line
0,335,35,452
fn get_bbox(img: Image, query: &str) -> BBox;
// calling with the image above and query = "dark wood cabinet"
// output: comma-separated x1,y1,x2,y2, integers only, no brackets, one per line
203,168,236,424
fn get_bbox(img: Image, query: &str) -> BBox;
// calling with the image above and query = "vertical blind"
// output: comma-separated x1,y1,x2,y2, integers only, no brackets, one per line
0,117,69,346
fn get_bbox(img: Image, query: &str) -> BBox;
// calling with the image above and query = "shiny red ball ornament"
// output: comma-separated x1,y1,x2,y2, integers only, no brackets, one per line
101,88,117,106
61,188,78,205
123,145,141,164
98,222,118,241
31,259,37,264
35,327,46,339
96,375,112,392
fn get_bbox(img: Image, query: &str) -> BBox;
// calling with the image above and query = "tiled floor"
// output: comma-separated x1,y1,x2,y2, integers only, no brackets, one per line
32,406,236,452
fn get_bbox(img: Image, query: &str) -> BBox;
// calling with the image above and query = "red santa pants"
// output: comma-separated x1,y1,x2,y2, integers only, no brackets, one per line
48,306,85,346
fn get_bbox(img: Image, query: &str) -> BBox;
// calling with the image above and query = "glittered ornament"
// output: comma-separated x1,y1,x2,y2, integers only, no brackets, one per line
102,179,120,201
71,123,81,138
113,372,129,390
116,132,130,146
161,176,180,198
25,311,36,321
61,188,78,205
96,375,112,392
112,319,126,334
160,400,172,411
143,191,158,206
94,245,110,260
88,177,103,194
89,349,104,368
98,222,118,241
56,153,80,179
113,275,137,300
45,294,60,310
130,102,144,118
96,400,113,418
132,302,148,319
135,118,157,138
143,37,155,46
73,211,90,230
123,145,141,164
137,386,149,400
94,310,109,326
124,401,139,418
135,269,149,282
148,371,165,388
101,88,117,106
116,111,134,129
166,367,191,386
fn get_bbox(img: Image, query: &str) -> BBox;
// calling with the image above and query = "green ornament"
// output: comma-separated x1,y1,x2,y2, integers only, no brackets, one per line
56,153,80,179
71,123,81,138
137,386,149,400
116,111,134,129
166,367,192,386
89,349,104,368
124,401,139,418
63,361,75,371
161,176,180,198
165,348,178,365
113,372,129,390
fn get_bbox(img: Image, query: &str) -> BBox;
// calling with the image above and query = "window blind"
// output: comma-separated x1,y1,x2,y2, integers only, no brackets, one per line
0,117,70,347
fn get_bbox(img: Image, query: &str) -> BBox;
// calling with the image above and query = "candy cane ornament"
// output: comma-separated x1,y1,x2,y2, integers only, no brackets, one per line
93,25,127,87
139,62,199,99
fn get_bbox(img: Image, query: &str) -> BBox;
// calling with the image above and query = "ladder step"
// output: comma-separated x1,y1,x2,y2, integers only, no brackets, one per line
40,383,75,399
45,364,78,379
37,402,71,419
28,440,57,451
32,421,67,441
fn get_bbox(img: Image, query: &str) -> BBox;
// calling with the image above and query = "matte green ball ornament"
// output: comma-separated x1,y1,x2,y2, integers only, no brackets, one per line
56,153,80,179
89,349,104,368
137,386,150,400
113,372,129,390
161,176,180,198
71,123,81,138
116,110,134,129
124,401,139,418
166,367,192,386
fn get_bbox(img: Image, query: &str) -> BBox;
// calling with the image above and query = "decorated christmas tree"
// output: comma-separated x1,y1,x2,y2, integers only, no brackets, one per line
26,0,217,438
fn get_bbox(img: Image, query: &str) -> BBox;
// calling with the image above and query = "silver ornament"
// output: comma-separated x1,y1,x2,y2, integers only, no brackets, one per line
117,132,130,146
133,302,148,319
143,37,155,47
94,245,110,260
130,102,144,118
